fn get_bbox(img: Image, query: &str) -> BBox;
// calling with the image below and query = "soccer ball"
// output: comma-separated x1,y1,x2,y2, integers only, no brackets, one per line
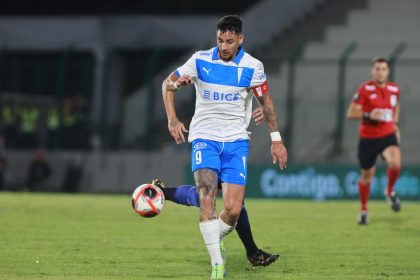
131,184,165,218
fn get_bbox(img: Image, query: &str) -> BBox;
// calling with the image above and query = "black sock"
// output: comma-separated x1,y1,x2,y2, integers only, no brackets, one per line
161,187,177,201
235,206,259,256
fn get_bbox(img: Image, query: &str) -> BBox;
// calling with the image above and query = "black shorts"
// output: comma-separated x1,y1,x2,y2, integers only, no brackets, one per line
358,133,398,170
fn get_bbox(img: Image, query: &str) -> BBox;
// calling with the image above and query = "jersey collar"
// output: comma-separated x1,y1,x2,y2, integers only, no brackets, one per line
212,46,245,65
369,79,388,89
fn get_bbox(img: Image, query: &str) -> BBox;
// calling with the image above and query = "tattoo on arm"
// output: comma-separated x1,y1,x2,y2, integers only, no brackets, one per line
257,94,279,132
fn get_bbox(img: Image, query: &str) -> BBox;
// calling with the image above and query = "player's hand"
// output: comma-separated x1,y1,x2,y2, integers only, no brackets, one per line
369,108,384,121
252,107,264,125
168,118,188,144
174,75,193,89
395,126,401,144
271,141,288,170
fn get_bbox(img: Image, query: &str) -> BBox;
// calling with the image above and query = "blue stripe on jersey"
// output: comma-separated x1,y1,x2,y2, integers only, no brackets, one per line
174,69,181,77
196,59,254,87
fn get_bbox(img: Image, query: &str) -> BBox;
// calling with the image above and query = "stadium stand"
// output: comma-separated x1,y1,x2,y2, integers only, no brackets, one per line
2,0,419,192
253,0,420,165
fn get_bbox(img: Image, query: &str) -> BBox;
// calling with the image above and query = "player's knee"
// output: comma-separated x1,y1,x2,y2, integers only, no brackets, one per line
223,203,242,220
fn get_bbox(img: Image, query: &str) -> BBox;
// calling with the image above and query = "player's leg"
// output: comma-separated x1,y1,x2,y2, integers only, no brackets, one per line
218,140,250,242
216,139,249,271
160,183,201,207
195,169,219,221
220,184,244,225
358,166,376,224
191,139,225,279
382,144,401,212
357,137,378,225
237,204,280,267
218,182,244,268
195,169,225,278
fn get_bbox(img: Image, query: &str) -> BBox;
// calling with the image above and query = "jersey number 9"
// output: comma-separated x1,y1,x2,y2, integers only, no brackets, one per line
195,151,202,165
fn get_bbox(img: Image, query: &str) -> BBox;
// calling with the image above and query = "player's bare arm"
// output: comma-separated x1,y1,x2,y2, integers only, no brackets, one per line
394,104,400,143
346,102,385,122
256,93,278,132
346,102,363,120
162,72,193,144
256,93,288,170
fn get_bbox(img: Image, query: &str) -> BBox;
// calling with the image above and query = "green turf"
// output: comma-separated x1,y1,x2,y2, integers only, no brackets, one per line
0,192,419,280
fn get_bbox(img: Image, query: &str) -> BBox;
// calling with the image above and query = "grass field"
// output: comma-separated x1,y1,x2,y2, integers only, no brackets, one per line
0,192,420,280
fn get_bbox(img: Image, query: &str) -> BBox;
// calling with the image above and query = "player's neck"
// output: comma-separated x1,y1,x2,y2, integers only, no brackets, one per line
218,48,240,62
373,80,387,88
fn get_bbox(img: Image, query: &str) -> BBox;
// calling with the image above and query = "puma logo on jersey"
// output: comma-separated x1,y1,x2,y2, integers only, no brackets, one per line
202,67,211,75
239,173,246,179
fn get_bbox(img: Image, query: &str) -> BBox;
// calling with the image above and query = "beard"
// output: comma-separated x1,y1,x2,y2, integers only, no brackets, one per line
220,53,232,60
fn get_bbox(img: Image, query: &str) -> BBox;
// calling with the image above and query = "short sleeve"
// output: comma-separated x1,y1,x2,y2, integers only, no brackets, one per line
391,86,400,107
250,61,267,88
353,85,365,105
174,53,197,78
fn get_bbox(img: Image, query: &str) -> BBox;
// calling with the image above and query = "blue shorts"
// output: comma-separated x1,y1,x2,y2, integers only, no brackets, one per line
191,139,249,186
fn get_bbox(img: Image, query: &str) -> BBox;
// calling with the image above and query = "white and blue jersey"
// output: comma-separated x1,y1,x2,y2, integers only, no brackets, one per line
175,47,267,143
175,47,267,186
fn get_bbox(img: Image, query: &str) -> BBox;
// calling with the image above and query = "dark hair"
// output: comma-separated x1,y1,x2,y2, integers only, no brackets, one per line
372,57,390,68
216,15,242,34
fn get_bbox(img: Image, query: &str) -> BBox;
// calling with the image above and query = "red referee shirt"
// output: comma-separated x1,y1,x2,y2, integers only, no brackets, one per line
353,80,400,139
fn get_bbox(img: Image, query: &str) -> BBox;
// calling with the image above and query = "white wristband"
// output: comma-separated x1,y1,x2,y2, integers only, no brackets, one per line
173,81,179,89
270,131,282,142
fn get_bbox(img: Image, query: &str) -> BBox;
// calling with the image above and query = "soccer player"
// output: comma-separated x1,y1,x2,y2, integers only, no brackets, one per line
162,15,287,278
346,57,402,225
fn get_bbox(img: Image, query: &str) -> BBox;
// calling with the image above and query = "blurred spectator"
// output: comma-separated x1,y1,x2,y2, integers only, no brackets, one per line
0,135,7,190
62,159,83,193
1,97,91,150
62,99,77,149
62,96,90,149
17,104,40,148
73,95,90,149
47,105,61,149
1,103,18,148
27,149,51,191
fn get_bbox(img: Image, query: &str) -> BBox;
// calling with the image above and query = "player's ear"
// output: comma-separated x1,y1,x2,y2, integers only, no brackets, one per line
238,34,244,45
385,66,390,76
